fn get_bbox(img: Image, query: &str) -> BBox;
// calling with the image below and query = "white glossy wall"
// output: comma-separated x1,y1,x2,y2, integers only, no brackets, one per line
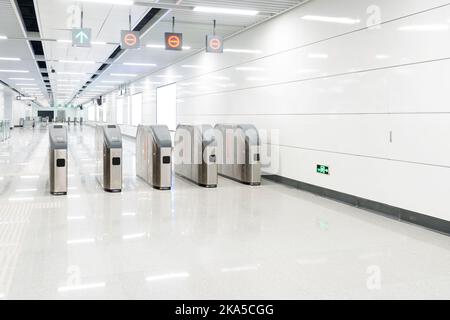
89,0,450,221
174,0,450,221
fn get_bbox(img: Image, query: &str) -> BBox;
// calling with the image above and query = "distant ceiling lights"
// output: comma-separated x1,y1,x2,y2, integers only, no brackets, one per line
101,80,121,83
123,62,157,67
79,0,134,5
110,73,137,77
0,69,29,73
301,15,361,25
16,83,37,86
193,6,258,16
0,57,21,61
59,60,96,64
0,35,7,40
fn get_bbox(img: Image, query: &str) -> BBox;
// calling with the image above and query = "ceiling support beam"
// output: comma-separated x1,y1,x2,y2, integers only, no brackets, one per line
133,1,273,16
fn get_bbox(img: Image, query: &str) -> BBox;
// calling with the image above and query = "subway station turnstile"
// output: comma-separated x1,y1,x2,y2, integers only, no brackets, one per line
49,125,68,195
96,124,122,192
136,125,172,190
174,124,218,188
215,124,261,186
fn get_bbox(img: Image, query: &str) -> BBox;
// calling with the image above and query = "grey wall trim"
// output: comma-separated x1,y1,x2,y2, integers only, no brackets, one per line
263,175,450,236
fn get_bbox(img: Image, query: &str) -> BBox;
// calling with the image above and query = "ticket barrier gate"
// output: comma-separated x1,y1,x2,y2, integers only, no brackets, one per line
136,125,172,190
96,124,122,192
49,125,68,195
174,124,217,188
214,124,261,186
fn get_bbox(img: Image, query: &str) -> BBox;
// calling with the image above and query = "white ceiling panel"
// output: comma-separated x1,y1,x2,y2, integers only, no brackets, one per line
0,0,49,106
1,0,305,107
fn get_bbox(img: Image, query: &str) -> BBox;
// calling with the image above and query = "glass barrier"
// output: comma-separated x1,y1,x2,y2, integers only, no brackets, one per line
0,120,11,141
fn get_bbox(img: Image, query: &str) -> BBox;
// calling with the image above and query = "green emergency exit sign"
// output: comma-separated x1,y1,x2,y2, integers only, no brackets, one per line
316,165,329,175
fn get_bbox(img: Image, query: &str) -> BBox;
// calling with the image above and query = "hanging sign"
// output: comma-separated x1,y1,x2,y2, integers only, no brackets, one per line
206,35,223,53
121,30,140,49
165,32,183,51
72,28,91,47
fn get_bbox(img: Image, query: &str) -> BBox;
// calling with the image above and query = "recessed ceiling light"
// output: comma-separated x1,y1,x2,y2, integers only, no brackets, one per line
301,15,361,25
224,48,262,54
57,39,72,43
235,66,265,71
91,41,107,45
123,62,156,67
156,75,183,78
146,44,191,50
146,44,165,49
181,65,205,69
0,35,7,40
110,73,137,77
59,60,96,64
193,6,258,16
9,77,34,81
79,0,134,5
0,57,21,61
0,70,29,73
95,85,114,88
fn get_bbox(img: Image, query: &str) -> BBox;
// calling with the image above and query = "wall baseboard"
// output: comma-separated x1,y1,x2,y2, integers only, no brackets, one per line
263,174,450,236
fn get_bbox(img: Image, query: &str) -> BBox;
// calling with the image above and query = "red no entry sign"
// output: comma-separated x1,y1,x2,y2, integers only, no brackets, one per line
165,32,183,51
121,30,140,49
206,35,224,53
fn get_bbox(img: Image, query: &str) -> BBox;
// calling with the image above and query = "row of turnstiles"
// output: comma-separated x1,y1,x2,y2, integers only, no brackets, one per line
64,117,83,125
48,123,261,195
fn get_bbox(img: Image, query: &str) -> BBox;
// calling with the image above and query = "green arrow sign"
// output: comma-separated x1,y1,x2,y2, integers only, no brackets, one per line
72,28,91,47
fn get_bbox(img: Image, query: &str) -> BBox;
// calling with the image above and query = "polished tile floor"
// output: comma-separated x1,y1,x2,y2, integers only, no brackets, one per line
0,125,449,300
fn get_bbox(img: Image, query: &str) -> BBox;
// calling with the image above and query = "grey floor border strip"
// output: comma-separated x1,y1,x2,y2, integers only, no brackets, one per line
263,174,450,236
